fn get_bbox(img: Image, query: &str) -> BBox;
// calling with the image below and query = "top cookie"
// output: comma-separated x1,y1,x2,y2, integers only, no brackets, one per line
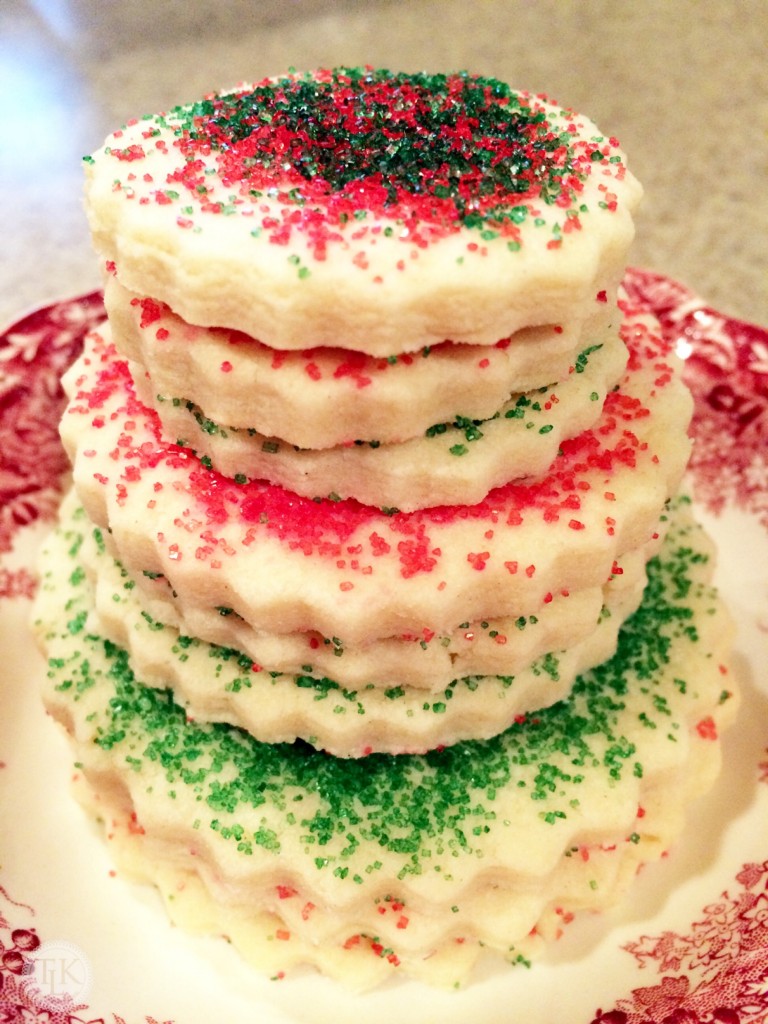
84,68,642,354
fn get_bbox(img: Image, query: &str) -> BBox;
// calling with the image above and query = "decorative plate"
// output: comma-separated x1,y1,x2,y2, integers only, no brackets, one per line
1,268,766,1024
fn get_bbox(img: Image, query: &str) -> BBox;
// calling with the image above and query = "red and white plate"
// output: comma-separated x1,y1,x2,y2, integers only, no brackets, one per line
1,269,766,1024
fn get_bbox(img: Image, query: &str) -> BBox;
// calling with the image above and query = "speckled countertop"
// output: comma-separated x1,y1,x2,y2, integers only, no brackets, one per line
1,0,766,330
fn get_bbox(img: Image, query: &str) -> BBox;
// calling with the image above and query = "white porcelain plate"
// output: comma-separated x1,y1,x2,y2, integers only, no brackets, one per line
1,269,766,1024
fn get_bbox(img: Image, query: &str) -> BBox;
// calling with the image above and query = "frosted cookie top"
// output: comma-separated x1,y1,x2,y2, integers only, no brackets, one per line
84,67,642,353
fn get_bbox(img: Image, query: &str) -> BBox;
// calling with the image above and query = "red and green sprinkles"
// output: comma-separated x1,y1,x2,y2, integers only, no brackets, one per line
40,498,732,880
96,67,628,258
152,341,603,485
68,318,669,581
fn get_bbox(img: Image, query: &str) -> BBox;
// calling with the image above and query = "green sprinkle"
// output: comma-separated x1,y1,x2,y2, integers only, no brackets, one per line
67,611,87,635
38,497,723,888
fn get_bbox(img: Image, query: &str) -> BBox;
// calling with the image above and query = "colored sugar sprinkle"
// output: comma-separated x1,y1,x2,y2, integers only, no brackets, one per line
165,339,601,465
422,343,604,449
162,337,601,471
173,69,574,225
70,321,667,582
100,67,626,257
39,499,730,879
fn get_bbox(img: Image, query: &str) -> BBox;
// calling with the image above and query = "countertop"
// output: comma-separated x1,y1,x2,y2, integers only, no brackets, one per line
1,0,766,331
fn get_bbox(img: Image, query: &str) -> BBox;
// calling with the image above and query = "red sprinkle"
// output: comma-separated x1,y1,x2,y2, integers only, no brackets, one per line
696,716,718,741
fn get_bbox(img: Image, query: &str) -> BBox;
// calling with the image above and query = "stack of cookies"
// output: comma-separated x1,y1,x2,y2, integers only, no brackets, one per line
34,68,737,988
